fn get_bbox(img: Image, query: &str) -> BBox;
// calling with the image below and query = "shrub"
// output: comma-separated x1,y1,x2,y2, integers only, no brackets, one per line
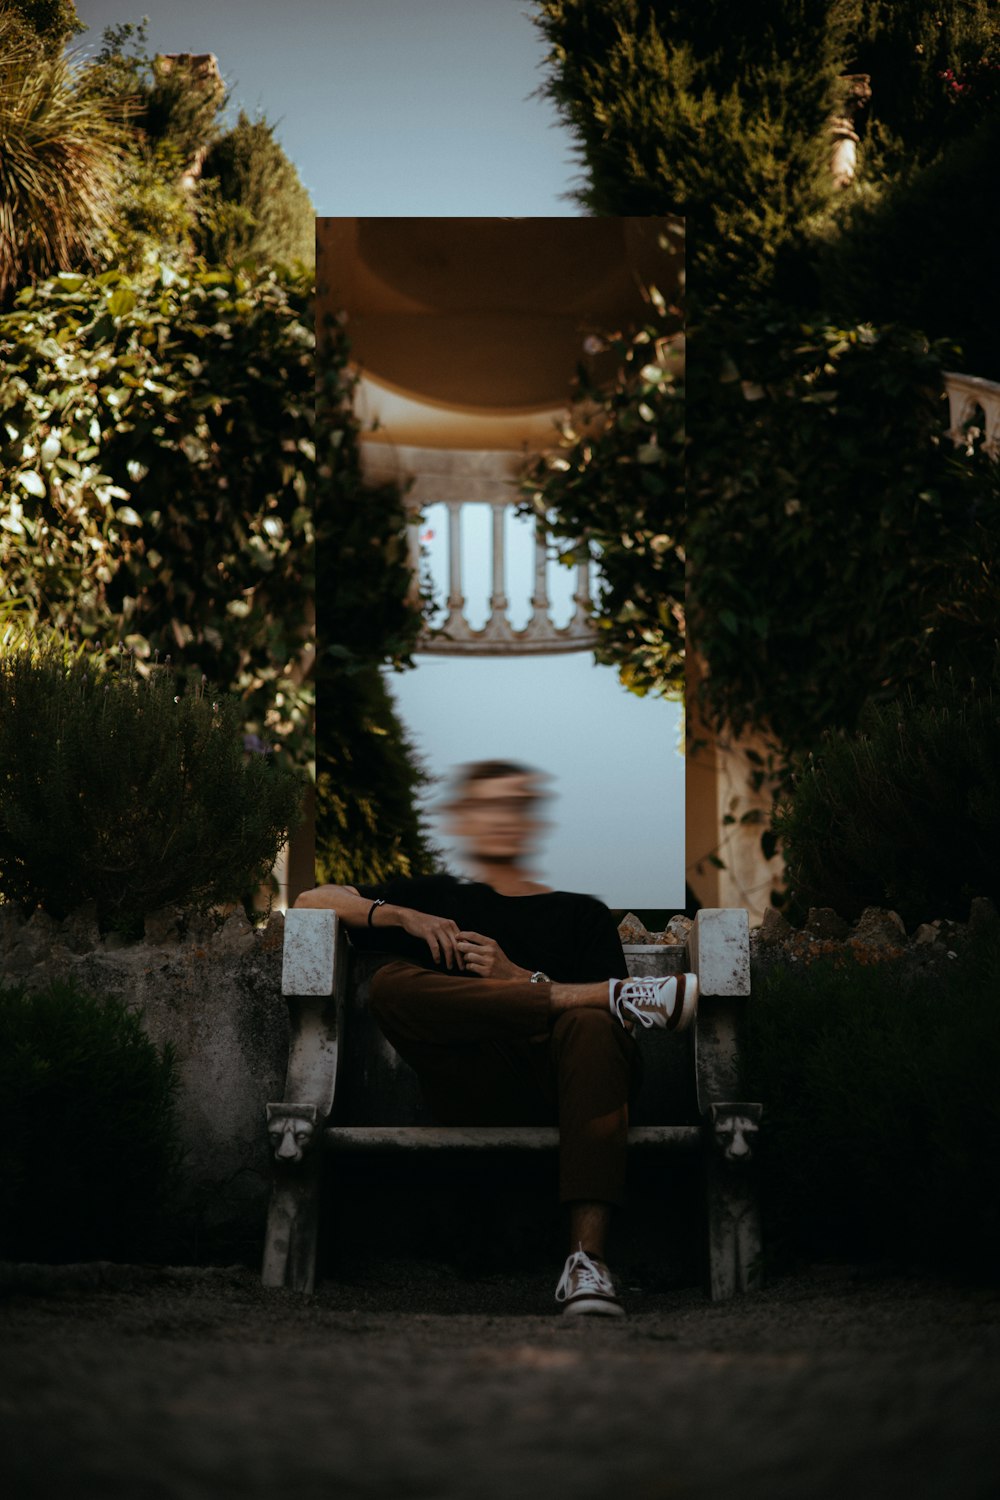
530,0,844,305
315,667,442,886
2,2,85,54
196,111,316,270
773,668,1000,927
690,306,1000,766
0,976,183,1262
817,108,1000,381
313,311,440,882
531,1,1000,313
0,261,317,766
0,13,122,305
0,644,305,934
519,251,685,702
84,22,222,271
743,933,1000,1278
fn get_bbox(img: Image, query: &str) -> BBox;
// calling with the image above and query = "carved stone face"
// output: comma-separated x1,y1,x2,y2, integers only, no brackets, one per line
268,1115,315,1163
711,1111,760,1164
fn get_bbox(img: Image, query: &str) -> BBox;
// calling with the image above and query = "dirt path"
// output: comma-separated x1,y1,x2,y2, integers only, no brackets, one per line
2,1261,999,1500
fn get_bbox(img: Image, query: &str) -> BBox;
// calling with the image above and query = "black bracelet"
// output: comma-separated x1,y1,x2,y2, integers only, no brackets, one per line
367,898,386,927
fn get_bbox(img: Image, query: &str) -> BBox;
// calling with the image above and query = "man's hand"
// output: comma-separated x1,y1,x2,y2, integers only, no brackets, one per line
456,931,531,981
396,908,465,971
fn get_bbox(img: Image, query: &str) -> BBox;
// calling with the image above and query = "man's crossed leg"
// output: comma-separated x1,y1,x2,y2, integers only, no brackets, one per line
367,961,697,1316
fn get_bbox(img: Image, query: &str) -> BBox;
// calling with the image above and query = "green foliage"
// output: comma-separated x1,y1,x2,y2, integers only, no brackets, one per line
0,261,317,765
316,668,442,885
197,112,316,270
0,644,304,935
688,304,1000,765
808,2,1000,378
531,0,848,303
743,934,1000,1276
520,256,685,700
0,976,183,1262
86,28,316,276
1,0,84,52
533,1,1000,312
0,12,123,304
314,313,440,883
773,670,1000,927
143,53,226,168
87,24,226,272
843,0,1000,169
816,107,1000,379
317,312,428,672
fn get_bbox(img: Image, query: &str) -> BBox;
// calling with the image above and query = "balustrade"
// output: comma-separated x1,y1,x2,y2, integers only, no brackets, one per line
360,443,599,656
944,371,1000,459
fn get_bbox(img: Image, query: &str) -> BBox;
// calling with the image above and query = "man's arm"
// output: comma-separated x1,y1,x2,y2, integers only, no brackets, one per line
293,884,465,971
293,884,378,926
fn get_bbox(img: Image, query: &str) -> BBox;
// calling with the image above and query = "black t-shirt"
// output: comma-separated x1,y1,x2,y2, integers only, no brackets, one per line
350,873,627,983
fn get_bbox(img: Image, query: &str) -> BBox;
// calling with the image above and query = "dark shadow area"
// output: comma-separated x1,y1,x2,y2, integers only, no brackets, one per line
317,1150,703,1314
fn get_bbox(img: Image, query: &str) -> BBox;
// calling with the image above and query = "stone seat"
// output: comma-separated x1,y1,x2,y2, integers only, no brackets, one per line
261,907,762,1299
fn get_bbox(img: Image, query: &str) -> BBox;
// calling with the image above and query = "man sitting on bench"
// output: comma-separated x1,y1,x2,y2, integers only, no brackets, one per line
294,758,697,1318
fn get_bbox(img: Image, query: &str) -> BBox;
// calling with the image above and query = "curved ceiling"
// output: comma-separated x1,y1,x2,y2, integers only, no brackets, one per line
317,217,683,412
354,375,568,452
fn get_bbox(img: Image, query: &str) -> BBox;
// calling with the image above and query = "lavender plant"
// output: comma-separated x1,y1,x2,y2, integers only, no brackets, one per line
0,642,304,934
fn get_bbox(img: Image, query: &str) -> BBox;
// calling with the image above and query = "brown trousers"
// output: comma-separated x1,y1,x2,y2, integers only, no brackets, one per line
368,960,642,1206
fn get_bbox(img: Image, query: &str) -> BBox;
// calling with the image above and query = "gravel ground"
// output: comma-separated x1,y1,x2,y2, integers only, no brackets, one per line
2,1260,999,1500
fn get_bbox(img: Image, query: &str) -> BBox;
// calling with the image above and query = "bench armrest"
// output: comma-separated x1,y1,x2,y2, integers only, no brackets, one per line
265,908,348,1160
689,908,750,996
690,908,751,1115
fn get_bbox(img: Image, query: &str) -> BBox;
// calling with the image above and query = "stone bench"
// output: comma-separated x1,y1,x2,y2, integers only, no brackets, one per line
261,906,762,1299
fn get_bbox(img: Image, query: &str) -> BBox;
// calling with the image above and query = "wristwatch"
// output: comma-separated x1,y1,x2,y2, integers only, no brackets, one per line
529,970,550,983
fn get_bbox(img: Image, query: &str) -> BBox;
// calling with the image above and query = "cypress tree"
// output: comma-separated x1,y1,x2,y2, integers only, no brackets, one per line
197,111,316,270
531,0,999,313
315,668,441,886
532,0,851,303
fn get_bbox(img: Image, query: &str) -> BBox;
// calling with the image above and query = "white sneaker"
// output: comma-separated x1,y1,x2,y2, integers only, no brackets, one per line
555,1245,625,1318
609,973,698,1032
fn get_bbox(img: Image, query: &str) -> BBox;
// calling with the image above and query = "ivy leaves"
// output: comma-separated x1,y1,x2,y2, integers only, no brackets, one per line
520,283,686,701
315,314,428,676
688,304,1000,772
0,260,317,766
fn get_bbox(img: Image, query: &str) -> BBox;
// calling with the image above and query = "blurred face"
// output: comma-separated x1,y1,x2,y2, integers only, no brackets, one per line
448,773,545,863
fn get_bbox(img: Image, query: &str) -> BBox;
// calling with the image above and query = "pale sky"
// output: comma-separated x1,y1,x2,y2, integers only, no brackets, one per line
72,0,585,216
72,0,686,908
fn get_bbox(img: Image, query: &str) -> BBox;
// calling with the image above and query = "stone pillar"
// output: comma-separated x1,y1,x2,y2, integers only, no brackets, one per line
829,74,872,188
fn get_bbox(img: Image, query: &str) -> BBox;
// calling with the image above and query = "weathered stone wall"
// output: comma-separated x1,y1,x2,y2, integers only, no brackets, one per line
619,896,1000,977
0,903,290,1260
749,895,1000,977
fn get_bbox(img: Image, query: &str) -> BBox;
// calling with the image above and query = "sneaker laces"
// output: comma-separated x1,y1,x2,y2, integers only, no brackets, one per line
555,1244,615,1302
612,978,675,1028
